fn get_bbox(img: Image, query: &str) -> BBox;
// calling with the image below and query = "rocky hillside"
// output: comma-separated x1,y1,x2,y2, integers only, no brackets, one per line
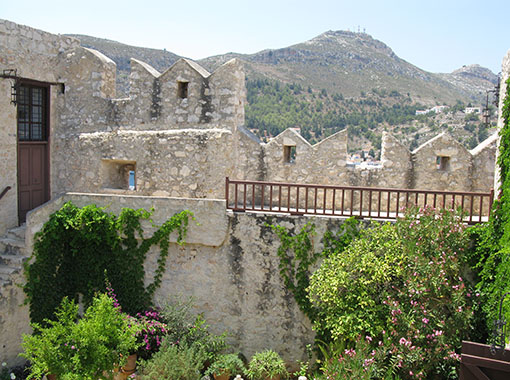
70,31,497,105
438,64,499,99
199,31,498,105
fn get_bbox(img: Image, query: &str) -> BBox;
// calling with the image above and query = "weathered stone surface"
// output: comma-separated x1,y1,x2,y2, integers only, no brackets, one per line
3,194,357,366
0,19,499,237
0,18,507,367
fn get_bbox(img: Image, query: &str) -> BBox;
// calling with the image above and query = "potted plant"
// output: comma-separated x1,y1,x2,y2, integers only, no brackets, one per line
205,353,246,380
21,293,142,380
20,297,77,380
246,350,288,380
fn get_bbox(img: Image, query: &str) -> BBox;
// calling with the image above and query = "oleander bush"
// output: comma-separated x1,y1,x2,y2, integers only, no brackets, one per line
306,206,476,379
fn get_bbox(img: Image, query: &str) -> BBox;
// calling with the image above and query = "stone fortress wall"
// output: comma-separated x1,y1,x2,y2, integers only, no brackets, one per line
0,19,498,237
0,18,507,368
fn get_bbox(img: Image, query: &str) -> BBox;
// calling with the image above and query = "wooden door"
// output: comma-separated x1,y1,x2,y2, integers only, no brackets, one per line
17,84,49,223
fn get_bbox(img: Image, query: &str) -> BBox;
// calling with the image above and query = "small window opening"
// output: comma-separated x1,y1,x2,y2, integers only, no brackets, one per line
101,160,136,190
436,156,450,171
178,81,189,99
283,145,297,163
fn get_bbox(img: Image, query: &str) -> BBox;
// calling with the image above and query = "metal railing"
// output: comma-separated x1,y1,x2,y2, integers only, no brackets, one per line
225,178,494,224
0,186,11,202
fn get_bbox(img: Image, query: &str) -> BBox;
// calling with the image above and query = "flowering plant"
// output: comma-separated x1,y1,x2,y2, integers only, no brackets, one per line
309,206,475,379
0,362,16,380
318,335,398,380
134,309,168,360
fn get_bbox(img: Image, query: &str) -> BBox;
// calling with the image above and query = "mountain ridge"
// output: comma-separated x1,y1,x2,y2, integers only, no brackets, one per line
68,31,497,105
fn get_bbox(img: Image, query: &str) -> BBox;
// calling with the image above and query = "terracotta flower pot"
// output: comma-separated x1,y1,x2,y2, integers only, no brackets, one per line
121,353,137,375
213,373,231,380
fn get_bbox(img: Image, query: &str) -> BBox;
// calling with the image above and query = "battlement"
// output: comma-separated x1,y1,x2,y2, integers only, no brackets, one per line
0,18,500,230
114,57,245,130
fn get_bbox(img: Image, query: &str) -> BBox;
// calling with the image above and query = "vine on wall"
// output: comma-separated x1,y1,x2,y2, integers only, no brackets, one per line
470,77,510,339
23,201,193,324
269,217,360,341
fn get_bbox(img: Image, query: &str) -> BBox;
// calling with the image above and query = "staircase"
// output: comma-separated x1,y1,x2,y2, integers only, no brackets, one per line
0,225,28,287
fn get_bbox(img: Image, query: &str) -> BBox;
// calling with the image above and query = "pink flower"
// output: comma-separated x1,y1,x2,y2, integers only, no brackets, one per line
422,317,429,324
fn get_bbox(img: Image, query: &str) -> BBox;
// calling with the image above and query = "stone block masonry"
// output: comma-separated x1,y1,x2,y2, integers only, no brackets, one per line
0,19,499,238
0,18,507,367
2,193,351,366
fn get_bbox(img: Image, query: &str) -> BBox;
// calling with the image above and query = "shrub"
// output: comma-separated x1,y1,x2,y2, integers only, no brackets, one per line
308,206,475,379
205,353,246,378
21,293,141,380
159,297,227,362
139,341,208,380
246,350,288,380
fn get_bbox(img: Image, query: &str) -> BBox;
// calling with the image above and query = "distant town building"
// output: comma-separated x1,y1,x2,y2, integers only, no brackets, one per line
416,106,448,115
465,107,481,114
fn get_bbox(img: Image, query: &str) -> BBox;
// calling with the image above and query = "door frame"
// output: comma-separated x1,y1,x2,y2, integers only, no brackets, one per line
16,80,51,224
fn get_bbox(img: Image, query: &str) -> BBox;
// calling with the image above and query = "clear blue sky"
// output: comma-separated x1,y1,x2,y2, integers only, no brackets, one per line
2,0,509,74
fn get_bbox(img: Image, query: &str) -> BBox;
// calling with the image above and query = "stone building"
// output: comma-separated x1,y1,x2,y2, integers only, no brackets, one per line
0,19,499,236
0,19,503,366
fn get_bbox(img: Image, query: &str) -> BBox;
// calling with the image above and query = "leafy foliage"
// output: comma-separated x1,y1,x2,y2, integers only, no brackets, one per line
139,341,208,380
472,78,510,340
158,297,227,362
21,293,141,380
308,207,476,379
23,202,192,324
138,297,228,380
246,350,288,380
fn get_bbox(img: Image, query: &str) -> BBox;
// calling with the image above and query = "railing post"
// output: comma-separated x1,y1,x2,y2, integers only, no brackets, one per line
225,177,229,208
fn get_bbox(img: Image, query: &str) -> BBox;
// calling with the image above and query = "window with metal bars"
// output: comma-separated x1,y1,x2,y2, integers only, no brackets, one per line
17,85,47,141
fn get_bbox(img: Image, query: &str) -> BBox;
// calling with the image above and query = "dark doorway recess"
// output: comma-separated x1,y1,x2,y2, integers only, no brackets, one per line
17,83,50,223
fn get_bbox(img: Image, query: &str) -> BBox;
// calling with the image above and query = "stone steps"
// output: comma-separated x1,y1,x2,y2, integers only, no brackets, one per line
0,265,18,286
0,253,27,267
0,225,27,288
6,225,25,241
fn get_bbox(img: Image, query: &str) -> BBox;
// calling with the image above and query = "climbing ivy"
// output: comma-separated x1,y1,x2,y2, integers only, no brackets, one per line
269,222,318,321
470,77,510,340
23,202,193,324
269,217,360,337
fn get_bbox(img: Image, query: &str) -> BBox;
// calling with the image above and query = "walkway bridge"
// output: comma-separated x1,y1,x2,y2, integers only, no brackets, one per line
225,178,494,225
